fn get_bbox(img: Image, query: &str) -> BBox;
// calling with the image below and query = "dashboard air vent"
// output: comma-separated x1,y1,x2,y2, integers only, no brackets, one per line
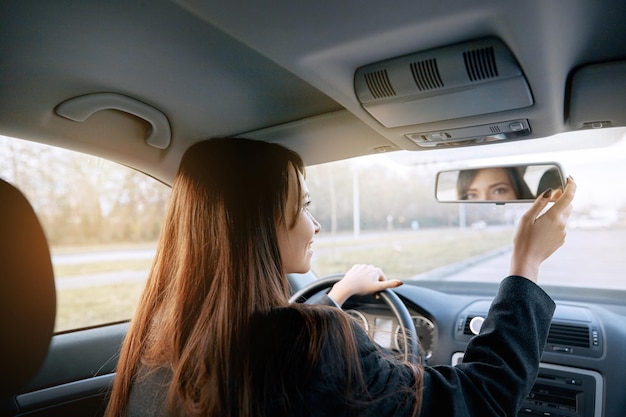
463,46,499,81
410,59,444,90
547,323,590,348
364,69,396,99
462,316,478,335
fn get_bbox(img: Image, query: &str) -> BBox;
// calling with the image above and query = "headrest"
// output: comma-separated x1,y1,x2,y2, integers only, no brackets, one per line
0,179,56,396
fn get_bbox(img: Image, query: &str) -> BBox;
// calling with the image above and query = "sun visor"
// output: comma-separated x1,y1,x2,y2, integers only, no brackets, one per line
354,38,533,128
569,60,626,130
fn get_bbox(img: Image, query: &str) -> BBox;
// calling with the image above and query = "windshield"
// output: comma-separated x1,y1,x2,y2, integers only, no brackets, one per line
2,128,625,333
305,127,626,290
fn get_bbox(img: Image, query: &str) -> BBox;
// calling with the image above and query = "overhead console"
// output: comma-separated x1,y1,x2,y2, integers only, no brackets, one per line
569,60,626,130
354,38,534,147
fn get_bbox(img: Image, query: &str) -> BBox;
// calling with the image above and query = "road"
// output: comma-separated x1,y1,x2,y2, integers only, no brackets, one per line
54,228,626,291
52,248,155,265
421,229,626,290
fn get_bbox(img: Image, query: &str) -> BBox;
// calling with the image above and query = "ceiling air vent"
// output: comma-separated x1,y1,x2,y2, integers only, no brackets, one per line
410,59,444,91
364,69,396,99
354,38,533,127
464,46,499,81
547,323,590,348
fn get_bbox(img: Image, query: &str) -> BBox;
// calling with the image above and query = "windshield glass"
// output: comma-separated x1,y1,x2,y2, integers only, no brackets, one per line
306,128,626,290
2,128,625,334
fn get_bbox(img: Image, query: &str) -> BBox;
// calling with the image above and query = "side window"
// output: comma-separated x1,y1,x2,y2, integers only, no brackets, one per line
0,136,170,332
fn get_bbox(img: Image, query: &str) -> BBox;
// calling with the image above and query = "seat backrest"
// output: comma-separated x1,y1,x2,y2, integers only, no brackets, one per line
0,178,56,397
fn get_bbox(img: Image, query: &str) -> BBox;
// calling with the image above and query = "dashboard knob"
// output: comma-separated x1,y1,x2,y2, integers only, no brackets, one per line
469,316,485,335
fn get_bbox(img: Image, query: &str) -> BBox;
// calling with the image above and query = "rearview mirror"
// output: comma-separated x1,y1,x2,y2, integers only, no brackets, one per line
436,163,565,203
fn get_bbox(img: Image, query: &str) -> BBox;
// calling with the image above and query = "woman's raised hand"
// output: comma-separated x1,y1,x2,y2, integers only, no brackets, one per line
510,176,576,283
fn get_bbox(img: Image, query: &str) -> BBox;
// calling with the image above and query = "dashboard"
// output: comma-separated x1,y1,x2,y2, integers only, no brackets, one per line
342,280,626,417
344,305,437,360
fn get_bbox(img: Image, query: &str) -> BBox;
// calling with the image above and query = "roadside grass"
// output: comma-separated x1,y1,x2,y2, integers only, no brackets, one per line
53,227,514,332
56,281,145,333
311,228,514,278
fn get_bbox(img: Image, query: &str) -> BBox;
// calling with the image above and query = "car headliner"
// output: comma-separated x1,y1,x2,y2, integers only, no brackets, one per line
1,0,626,184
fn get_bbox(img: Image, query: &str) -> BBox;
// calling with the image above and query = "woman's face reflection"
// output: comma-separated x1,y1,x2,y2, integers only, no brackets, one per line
464,168,518,200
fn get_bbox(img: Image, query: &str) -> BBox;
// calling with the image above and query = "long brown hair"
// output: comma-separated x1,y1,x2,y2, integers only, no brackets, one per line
105,137,422,417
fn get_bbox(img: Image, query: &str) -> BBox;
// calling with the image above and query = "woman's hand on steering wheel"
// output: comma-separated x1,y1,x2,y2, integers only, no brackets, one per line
328,264,403,307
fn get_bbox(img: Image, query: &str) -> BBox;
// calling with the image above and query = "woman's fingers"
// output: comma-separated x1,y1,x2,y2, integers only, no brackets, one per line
522,187,555,221
548,176,576,215
330,264,397,305
521,176,574,222
377,279,404,289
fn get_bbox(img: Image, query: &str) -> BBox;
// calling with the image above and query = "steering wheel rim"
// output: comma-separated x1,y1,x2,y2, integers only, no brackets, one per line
289,275,419,363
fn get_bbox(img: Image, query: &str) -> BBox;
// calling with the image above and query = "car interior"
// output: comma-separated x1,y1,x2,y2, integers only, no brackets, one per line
2,1,626,416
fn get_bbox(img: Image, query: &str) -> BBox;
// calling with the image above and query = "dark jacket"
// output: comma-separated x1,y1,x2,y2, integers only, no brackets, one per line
126,276,555,417
418,275,555,416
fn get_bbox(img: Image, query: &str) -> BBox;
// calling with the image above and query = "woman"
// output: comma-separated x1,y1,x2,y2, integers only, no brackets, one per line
105,137,575,417
457,167,535,201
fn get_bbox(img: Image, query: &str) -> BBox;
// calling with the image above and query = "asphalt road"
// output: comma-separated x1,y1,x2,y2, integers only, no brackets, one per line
429,228,626,290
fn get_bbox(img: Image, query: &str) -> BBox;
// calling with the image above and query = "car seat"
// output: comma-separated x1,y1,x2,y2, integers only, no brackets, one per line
0,179,56,414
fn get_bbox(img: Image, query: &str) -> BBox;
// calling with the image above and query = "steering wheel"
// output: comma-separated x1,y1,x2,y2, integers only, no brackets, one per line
289,275,420,363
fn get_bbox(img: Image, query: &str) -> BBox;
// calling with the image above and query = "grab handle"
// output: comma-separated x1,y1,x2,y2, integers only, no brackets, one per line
56,93,171,149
